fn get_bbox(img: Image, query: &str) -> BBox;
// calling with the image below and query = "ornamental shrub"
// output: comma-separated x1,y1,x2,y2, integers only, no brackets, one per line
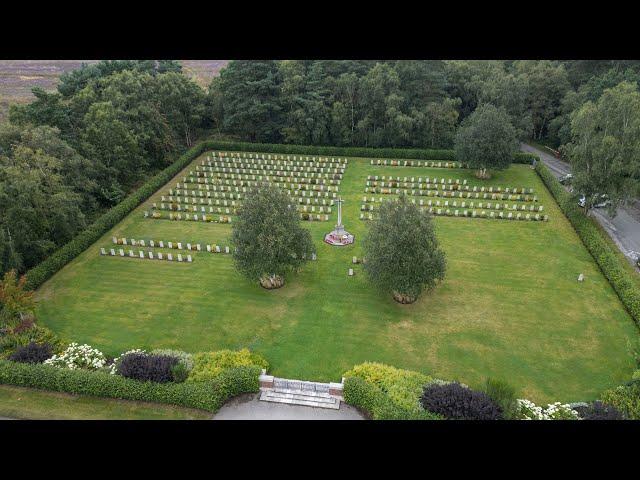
0,324,64,359
9,342,52,364
514,399,580,420
343,376,441,420
420,382,503,420
484,378,519,419
150,349,194,371
343,362,432,412
574,401,623,420
171,362,189,383
600,381,640,419
188,349,269,382
44,343,107,371
117,353,178,383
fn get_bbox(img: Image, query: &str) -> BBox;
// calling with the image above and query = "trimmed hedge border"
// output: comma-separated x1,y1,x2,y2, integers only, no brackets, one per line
0,360,261,413
201,139,537,165
535,161,640,327
343,376,441,420
24,139,538,290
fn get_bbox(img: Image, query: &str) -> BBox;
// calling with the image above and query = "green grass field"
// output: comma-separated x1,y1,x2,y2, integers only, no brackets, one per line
34,151,639,403
0,385,211,420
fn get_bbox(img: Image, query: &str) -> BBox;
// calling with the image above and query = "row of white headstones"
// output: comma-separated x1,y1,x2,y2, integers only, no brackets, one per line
101,247,193,262
111,237,231,253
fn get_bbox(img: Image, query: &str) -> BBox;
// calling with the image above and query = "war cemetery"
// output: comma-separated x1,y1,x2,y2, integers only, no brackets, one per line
2,60,640,421
6,145,628,420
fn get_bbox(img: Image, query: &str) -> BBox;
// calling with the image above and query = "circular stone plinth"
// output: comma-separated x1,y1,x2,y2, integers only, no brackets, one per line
324,230,355,246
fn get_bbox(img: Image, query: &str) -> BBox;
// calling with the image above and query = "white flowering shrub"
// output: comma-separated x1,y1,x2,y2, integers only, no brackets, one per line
109,349,147,375
516,399,580,420
44,343,107,371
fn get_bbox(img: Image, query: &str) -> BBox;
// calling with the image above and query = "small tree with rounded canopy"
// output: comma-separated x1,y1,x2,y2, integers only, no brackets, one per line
362,195,446,304
232,183,315,289
454,103,518,179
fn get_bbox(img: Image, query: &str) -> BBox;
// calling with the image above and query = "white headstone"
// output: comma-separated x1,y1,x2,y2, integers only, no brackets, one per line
167,253,173,261
158,252,163,260
168,242,173,249
148,251,154,259
110,248,115,256
187,243,191,250
177,254,183,262
196,244,201,251
150,240,155,247
225,246,230,254
112,237,117,244
178,243,183,250
139,251,144,258
207,245,211,252
140,240,145,247
100,248,106,255
348,268,354,276
159,241,164,248
215,246,221,253
578,273,584,282
187,255,193,263
129,250,134,257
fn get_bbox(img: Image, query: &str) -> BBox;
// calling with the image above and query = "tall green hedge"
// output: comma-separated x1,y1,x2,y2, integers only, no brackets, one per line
535,162,640,327
0,360,260,413
203,140,537,165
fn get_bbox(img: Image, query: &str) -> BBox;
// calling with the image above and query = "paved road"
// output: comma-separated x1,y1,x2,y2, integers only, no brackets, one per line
521,143,640,266
212,393,366,420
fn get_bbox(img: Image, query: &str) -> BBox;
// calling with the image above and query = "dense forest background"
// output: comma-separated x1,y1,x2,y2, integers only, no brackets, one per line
2,59,640,277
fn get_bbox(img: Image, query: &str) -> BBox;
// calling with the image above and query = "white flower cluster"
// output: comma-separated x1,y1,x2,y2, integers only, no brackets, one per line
516,399,580,420
109,349,147,375
44,343,107,371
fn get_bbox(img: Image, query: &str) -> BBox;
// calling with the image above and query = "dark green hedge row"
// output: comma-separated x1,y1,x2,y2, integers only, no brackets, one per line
202,140,456,161
536,162,640,327
25,143,211,290
343,376,441,420
0,360,261,412
203,140,536,165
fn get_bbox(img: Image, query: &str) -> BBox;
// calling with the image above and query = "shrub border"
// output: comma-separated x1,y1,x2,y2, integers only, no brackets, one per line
0,360,261,413
535,161,640,327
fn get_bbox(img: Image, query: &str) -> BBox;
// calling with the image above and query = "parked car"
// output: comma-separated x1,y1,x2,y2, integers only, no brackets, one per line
559,173,573,185
578,194,611,209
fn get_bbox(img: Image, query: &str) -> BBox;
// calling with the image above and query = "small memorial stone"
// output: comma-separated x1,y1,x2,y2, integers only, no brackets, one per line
578,273,584,282
150,240,155,247
148,251,154,259
139,251,144,258
177,254,183,262
225,246,230,254
159,241,164,248
167,253,173,261
158,252,163,260
348,268,354,276
140,240,145,247
100,248,106,255
129,250,134,257
177,243,182,250
187,255,193,262
215,246,221,253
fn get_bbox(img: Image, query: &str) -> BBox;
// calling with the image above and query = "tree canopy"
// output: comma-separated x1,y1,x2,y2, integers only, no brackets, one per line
566,81,640,215
231,184,315,289
362,195,446,303
454,104,518,178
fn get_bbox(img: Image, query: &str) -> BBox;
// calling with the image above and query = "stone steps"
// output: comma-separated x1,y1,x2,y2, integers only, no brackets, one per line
260,389,340,410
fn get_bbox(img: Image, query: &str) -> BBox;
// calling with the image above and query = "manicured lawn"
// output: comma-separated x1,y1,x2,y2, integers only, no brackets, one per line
0,385,211,420
35,152,639,403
